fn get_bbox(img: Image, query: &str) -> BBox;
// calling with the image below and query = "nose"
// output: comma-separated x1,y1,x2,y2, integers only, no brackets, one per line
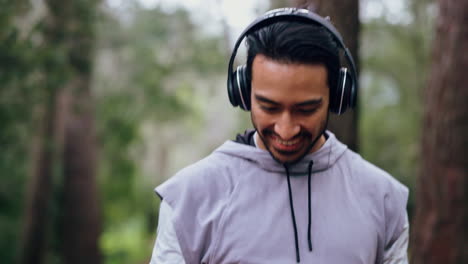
274,112,300,140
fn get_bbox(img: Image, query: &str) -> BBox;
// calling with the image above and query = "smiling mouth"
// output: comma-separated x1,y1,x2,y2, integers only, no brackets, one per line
275,137,301,145
271,135,302,153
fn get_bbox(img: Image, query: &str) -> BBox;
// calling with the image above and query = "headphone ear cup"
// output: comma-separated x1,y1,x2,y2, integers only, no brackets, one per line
228,69,241,108
229,65,251,111
237,65,251,111
330,67,353,115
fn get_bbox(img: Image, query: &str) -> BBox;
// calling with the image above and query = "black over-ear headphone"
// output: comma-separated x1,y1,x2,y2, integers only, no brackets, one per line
227,8,358,115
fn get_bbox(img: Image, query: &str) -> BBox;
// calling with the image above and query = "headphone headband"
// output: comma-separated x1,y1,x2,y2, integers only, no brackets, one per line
227,8,358,112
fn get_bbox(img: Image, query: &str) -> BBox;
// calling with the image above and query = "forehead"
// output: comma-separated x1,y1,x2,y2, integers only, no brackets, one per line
251,54,329,102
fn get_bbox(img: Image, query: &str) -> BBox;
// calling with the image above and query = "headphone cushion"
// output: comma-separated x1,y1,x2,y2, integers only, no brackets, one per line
228,70,241,107
238,65,251,111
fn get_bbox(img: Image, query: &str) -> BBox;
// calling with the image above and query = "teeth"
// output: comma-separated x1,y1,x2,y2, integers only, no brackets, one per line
276,138,300,146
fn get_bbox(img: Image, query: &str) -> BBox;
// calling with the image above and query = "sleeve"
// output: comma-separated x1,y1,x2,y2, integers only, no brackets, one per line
155,159,234,263
383,213,409,264
149,200,186,264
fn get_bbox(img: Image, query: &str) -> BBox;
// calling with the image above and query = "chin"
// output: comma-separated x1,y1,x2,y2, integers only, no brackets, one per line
269,148,309,165
259,133,315,165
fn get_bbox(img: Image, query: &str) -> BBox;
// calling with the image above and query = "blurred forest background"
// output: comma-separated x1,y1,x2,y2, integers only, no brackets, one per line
1,0,466,263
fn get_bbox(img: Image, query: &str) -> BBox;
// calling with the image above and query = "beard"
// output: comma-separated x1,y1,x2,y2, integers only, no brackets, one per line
251,112,329,166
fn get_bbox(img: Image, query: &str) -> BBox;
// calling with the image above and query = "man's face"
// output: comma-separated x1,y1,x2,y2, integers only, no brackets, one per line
250,54,330,164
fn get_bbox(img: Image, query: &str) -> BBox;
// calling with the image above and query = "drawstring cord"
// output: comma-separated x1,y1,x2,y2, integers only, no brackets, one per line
284,164,300,263
307,160,314,252
284,161,314,263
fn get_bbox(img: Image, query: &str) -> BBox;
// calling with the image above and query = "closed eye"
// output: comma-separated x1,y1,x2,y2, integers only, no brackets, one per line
298,108,318,113
260,105,280,112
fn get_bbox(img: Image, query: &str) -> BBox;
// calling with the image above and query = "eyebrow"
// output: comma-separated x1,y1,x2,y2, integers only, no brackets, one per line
254,94,323,107
296,98,323,107
255,95,280,105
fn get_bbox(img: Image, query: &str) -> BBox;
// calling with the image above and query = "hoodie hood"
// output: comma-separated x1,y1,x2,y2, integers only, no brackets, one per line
215,130,348,175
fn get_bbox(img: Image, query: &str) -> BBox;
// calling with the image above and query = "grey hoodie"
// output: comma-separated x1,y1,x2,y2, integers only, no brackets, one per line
155,131,408,264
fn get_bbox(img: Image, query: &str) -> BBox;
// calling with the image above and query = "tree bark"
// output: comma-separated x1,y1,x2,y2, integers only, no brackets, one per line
411,0,468,263
47,0,103,263
271,0,360,151
61,79,102,264
19,90,65,264
18,2,69,263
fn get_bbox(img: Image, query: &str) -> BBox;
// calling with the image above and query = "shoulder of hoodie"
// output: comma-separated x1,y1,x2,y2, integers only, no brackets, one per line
339,148,409,203
156,146,239,204
340,149,409,244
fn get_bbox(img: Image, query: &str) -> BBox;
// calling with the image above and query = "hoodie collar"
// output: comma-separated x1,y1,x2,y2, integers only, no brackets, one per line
216,130,347,175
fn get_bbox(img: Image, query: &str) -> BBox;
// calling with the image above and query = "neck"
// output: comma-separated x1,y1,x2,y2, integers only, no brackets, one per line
310,134,326,153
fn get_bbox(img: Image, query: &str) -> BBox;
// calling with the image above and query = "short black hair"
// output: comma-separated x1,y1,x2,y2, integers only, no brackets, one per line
245,21,340,95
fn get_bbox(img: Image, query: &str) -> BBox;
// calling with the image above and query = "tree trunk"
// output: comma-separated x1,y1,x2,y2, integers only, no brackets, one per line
18,2,70,263
19,90,65,264
270,0,360,151
61,79,102,264
47,0,103,263
411,0,468,263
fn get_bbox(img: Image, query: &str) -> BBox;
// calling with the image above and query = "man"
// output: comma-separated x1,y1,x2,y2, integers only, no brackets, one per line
150,8,409,264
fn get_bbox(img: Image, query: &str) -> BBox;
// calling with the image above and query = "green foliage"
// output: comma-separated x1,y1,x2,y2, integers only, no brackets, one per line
360,0,435,219
0,1,41,262
94,4,227,264
1,0,100,262
0,0,228,262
